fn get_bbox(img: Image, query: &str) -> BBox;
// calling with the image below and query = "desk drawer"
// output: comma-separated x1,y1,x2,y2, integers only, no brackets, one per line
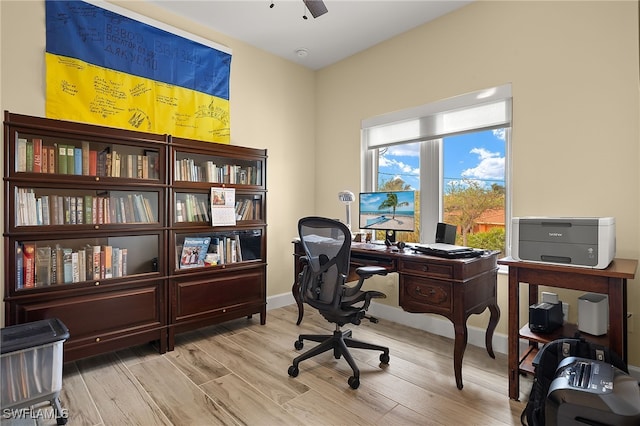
400,276,452,314
400,260,453,279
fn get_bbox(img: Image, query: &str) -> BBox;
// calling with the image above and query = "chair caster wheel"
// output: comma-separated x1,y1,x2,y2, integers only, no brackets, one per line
288,365,299,377
294,340,303,350
380,353,390,364
348,376,360,389
56,417,68,425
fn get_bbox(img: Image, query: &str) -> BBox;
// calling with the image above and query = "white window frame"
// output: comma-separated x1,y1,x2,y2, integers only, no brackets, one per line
361,85,512,246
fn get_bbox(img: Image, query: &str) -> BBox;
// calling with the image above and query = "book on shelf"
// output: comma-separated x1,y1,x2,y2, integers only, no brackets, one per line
55,245,64,284
48,145,56,173
74,147,83,175
51,245,58,284
25,140,33,172
121,248,128,276
71,251,80,283
69,196,77,225
89,149,97,175
16,244,24,289
82,141,90,175
17,138,27,172
62,248,73,283
66,145,75,176
41,195,50,225
35,198,43,226
35,246,52,287
56,196,64,225
23,243,36,288
42,144,48,174
175,200,185,222
102,245,113,278
78,248,86,282
76,196,84,224
179,236,211,269
235,234,243,262
32,138,43,173
57,144,67,174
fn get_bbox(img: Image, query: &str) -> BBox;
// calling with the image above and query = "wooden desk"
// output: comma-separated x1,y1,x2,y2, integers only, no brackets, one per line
498,257,637,400
292,241,500,390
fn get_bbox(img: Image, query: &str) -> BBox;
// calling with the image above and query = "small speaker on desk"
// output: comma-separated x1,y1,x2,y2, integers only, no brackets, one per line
435,222,457,244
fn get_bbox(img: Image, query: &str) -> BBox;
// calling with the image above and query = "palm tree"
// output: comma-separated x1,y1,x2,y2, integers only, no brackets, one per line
378,192,409,219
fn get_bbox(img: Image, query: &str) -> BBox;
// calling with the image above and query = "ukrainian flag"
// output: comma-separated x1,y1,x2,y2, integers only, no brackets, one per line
45,0,231,143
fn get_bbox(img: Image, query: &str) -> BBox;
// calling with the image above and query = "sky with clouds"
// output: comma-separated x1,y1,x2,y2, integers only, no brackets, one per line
378,128,506,190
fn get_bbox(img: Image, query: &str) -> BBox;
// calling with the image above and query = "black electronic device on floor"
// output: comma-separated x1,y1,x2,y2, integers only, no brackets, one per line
546,356,640,426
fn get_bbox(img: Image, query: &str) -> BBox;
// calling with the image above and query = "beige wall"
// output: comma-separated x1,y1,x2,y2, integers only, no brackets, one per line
0,0,316,323
315,1,640,365
1,1,639,365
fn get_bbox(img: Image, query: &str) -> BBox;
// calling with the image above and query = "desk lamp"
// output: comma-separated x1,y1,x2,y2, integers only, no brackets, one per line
337,190,355,231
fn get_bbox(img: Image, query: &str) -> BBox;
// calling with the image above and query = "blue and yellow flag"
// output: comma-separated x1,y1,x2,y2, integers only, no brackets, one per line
45,0,231,143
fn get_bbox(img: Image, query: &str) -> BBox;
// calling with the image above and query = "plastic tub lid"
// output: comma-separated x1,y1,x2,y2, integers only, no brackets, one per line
1,318,70,354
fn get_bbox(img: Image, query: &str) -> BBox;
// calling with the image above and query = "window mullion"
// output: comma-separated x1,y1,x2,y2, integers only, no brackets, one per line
420,139,440,243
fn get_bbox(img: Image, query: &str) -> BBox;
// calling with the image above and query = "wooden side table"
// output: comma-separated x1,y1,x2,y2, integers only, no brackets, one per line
498,257,637,400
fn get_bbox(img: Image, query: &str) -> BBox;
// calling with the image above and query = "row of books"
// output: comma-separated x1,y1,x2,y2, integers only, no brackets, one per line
16,243,128,289
15,138,160,179
234,198,260,221
1,344,57,406
174,158,260,185
16,189,157,226
175,194,210,223
178,235,244,269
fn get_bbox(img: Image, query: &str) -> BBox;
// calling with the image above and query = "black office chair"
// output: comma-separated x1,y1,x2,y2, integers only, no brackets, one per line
288,216,390,389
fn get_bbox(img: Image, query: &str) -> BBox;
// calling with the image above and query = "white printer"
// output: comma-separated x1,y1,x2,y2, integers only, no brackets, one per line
511,217,615,269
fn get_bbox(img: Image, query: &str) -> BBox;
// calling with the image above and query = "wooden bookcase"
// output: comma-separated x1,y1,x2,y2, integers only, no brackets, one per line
167,136,267,350
3,111,267,360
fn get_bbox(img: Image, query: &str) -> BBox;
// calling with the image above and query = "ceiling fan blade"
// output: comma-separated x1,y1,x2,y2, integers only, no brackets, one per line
303,0,328,18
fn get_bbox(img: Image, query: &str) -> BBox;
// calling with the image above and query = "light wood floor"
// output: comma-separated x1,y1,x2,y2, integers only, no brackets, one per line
9,305,532,425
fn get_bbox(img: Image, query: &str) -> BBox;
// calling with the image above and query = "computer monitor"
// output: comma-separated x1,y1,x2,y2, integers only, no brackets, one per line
359,190,415,244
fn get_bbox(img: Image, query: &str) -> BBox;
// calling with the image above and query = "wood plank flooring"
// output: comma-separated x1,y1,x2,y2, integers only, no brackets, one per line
4,305,531,425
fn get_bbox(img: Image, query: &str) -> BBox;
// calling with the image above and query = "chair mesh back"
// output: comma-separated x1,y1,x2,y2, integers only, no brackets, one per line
298,217,351,305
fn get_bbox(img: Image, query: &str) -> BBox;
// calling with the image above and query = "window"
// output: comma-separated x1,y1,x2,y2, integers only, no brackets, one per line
361,85,512,253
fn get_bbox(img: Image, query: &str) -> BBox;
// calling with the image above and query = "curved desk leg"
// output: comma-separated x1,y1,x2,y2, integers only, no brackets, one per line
453,321,468,390
485,303,500,359
292,277,304,325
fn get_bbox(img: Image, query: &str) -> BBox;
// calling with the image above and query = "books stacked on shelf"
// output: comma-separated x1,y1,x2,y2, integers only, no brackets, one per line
15,190,157,226
234,198,260,221
15,243,129,289
175,194,210,223
178,235,244,268
174,158,260,185
209,235,243,265
15,139,159,179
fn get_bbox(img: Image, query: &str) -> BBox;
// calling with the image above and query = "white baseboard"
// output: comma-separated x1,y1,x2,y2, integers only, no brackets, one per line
267,292,297,310
266,293,640,380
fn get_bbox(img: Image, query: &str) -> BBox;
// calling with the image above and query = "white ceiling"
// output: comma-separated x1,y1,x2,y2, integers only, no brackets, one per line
146,0,473,70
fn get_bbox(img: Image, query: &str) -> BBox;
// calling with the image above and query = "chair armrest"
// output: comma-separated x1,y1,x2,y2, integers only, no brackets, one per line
343,266,388,297
355,265,388,279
